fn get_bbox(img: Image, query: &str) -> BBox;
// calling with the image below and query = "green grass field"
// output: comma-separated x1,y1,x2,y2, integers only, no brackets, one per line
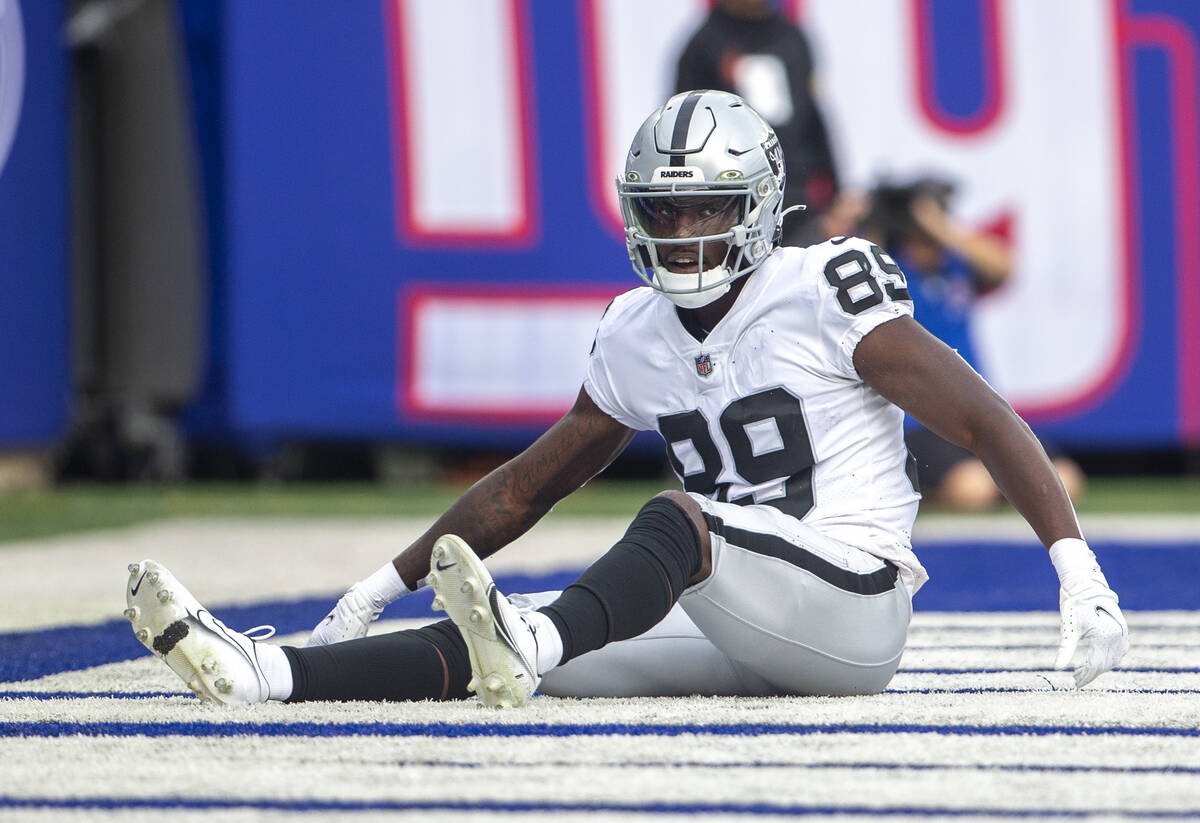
0,475,1196,546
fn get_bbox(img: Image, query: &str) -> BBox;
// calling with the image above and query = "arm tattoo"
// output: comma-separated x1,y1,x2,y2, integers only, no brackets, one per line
392,395,633,588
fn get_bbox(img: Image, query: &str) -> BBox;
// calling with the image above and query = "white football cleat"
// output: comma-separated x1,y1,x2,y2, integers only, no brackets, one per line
426,535,540,708
305,585,381,647
125,559,273,706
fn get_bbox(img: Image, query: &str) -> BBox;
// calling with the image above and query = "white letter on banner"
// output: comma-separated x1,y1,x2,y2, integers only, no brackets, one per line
803,0,1127,413
0,0,24,177
583,0,709,234
385,0,537,244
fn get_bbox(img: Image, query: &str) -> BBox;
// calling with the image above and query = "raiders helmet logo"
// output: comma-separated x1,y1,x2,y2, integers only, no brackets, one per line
763,136,784,182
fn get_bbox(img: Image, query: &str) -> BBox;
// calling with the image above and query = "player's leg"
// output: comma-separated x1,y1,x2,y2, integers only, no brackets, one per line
511,592,778,698
427,490,716,706
677,497,913,696
535,490,713,663
126,558,471,704
282,620,471,702
127,552,762,705
290,591,777,701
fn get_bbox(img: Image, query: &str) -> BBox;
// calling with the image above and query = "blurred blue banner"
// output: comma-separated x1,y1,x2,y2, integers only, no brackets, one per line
0,0,68,447
182,0,1200,451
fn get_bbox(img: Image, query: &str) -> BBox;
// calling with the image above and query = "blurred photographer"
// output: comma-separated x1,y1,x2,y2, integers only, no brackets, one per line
675,0,840,245
862,179,1086,510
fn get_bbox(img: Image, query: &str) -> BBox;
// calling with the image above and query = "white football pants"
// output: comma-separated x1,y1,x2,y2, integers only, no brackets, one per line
516,496,913,697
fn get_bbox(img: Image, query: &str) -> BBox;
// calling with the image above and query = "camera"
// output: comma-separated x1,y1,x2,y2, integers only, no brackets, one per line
863,177,956,248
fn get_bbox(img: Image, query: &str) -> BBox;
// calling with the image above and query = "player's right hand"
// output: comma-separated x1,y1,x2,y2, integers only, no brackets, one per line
305,584,383,647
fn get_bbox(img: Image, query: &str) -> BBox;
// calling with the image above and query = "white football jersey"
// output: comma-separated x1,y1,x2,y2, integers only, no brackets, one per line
585,237,928,593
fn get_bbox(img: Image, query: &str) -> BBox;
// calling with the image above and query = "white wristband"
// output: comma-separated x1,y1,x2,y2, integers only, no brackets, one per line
1048,537,1100,584
360,561,411,608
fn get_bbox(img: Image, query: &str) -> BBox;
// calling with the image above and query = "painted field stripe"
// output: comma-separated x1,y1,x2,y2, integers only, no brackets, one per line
911,624,1200,633
394,760,1200,775
2,681,1190,700
0,796,1197,818
3,686,1198,701
888,687,1200,695
901,667,1200,674
0,691,180,700
2,721,1197,739
907,644,1200,651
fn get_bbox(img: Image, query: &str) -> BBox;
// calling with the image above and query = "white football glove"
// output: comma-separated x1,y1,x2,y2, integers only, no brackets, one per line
306,584,382,647
305,561,410,647
1050,539,1129,688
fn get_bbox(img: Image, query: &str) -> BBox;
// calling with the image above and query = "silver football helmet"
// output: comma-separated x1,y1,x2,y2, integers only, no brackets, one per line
617,90,795,308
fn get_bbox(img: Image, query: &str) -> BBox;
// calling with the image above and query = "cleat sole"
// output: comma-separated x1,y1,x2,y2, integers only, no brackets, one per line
426,535,535,709
126,559,266,706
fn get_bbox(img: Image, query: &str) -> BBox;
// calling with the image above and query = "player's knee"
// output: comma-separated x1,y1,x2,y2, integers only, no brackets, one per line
651,490,709,546
640,491,711,583
623,493,704,578
652,489,697,514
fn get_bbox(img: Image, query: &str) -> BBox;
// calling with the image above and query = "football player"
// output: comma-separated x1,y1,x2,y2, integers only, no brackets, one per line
126,90,1128,707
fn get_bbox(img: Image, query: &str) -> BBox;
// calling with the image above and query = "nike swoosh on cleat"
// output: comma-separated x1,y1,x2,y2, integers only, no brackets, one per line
488,589,536,679
435,560,457,571
130,572,148,597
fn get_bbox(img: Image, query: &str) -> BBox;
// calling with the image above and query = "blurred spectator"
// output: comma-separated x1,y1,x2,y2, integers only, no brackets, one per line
861,178,1087,510
675,0,840,245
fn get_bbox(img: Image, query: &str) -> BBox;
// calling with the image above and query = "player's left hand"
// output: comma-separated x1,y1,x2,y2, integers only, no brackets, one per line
1054,571,1129,688
305,585,382,647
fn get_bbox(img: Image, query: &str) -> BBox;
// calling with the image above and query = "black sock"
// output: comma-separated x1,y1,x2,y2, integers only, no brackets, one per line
282,619,471,702
540,496,702,665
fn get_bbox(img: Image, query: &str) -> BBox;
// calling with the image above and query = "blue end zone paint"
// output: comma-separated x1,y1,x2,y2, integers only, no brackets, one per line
913,541,1200,612
1,720,1198,739
2,545,1197,683
0,797,1197,819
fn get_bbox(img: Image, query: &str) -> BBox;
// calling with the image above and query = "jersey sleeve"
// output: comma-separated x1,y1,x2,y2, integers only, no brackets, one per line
582,295,652,431
808,237,915,380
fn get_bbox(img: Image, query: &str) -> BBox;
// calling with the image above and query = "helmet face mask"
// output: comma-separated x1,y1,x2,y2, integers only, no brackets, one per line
617,90,790,309
630,193,745,240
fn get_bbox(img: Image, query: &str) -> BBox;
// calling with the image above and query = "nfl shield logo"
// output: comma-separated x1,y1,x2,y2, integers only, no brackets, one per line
695,353,713,377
